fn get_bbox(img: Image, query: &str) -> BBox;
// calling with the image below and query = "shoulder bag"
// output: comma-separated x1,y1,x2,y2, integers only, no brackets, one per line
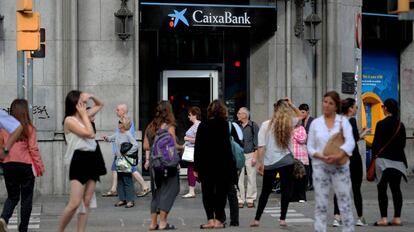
366,122,401,182
323,116,348,165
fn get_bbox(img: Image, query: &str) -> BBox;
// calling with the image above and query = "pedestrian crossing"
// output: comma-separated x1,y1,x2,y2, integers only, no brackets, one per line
7,204,41,230
264,207,314,224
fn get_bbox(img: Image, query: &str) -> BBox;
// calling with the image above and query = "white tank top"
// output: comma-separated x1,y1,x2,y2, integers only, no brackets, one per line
64,117,96,165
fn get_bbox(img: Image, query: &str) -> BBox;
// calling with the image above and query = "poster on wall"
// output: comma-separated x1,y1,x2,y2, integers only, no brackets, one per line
362,49,399,102
361,48,400,165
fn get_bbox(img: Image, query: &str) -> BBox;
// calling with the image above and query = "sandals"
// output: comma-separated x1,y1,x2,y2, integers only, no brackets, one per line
200,224,215,229
250,221,260,227
279,220,287,227
114,201,126,207
238,203,244,208
149,224,159,231
102,190,118,197
247,202,255,208
125,201,135,208
137,188,151,197
159,223,176,230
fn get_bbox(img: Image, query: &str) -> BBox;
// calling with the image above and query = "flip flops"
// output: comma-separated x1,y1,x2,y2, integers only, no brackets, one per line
159,223,176,230
125,201,135,208
102,190,118,197
114,201,126,207
200,224,215,229
373,221,389,226
149,224,159,231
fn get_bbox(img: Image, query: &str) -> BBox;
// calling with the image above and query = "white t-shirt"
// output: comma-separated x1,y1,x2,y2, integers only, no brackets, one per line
258,117,298,166
0,110,20,133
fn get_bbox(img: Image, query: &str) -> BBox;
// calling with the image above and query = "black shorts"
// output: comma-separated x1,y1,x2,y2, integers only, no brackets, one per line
69,150,100,184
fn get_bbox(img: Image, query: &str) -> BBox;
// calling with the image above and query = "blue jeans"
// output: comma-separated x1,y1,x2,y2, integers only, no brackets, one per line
117,172,135,202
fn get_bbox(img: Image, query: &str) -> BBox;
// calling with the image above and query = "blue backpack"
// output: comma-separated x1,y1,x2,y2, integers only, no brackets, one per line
228,122,245,169
150,127,180,172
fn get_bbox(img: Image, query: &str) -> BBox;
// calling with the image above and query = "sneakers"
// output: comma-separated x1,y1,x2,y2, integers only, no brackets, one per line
332,218,342,227
298,200,306,203
356,217,368,226
0,218,8,232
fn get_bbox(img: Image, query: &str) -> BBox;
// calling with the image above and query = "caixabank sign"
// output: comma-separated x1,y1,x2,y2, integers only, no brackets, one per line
140,2,277,31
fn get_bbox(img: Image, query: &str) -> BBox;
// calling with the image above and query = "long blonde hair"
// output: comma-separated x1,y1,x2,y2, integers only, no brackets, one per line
269,100,295,149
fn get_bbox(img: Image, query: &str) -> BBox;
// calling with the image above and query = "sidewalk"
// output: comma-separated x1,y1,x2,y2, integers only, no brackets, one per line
1,176,414,231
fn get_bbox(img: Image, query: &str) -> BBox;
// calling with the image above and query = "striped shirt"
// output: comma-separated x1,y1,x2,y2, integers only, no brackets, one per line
291,125,309,165
185,121,200,147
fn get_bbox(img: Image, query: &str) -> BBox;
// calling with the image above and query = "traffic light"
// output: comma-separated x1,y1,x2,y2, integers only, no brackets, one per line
16,0,40,51
388,0,410,14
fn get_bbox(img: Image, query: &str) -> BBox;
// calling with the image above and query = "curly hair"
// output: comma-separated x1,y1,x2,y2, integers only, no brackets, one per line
207,99,228,120
146,100,176,139
270,100,295,150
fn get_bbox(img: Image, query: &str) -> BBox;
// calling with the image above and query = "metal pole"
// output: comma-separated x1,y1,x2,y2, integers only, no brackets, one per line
17,51,25,99
27,55,34,120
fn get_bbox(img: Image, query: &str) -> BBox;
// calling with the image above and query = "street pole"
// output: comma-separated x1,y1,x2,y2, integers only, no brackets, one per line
27,54,33,120
17,51,25,99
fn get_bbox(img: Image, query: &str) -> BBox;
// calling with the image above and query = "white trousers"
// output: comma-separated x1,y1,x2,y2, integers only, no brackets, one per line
313,163,354,232
237,152,257,204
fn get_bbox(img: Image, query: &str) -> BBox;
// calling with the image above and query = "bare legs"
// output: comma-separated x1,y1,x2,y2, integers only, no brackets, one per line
58,180,96,232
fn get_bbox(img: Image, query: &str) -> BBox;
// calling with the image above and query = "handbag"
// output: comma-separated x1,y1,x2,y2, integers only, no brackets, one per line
229,122,245,169
115,155,134,173
323,117,348,165
367,122,401,182
182,145,194,162
293,158,306,179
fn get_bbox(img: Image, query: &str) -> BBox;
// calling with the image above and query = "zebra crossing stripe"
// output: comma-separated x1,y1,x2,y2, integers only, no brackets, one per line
7,224,40,229
264,207,314,223
7,204,41,230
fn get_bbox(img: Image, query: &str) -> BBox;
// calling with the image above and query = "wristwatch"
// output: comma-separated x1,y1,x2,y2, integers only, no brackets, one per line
3,147,9,155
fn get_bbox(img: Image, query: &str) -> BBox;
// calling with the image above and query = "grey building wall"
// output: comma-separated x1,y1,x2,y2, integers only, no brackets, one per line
401,38,414,173
1,0,412,195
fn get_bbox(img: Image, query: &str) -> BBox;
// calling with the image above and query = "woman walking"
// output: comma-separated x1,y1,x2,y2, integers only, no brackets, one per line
250,98,303,227
0,99,45,232
372,98,407,226
58,91,103,232
307,91,355,232
182,106,201,198
194,99,239,229
143,100,182,231
332,98,369,227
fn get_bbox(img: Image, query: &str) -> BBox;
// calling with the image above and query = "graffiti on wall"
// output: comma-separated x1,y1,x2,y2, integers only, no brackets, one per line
1,105,50,120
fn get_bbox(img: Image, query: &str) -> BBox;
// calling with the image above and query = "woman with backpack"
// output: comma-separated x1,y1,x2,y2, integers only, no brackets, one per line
143,100,182,231
194,99,240,229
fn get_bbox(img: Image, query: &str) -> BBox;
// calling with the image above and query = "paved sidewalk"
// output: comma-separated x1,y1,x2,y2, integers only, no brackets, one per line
1,176,414,231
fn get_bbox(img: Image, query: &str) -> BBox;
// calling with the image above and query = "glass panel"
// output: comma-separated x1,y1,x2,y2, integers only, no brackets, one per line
167,77,211,144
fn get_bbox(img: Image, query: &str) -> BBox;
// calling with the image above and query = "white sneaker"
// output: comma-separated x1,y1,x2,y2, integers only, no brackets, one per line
356,217,367,226
298,200,306,203
332,218,342,227
0,218,8,232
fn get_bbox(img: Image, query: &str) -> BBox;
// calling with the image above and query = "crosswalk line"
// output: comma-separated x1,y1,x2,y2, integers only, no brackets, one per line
270,213,306,217
7,224,40,229
264,207,314,224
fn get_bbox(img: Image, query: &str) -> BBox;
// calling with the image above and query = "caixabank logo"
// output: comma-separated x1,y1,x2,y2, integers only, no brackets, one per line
167,8,252,28
168,8,189,27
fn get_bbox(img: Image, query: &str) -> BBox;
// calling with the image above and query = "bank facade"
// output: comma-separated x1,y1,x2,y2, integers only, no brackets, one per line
0,0,413,195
